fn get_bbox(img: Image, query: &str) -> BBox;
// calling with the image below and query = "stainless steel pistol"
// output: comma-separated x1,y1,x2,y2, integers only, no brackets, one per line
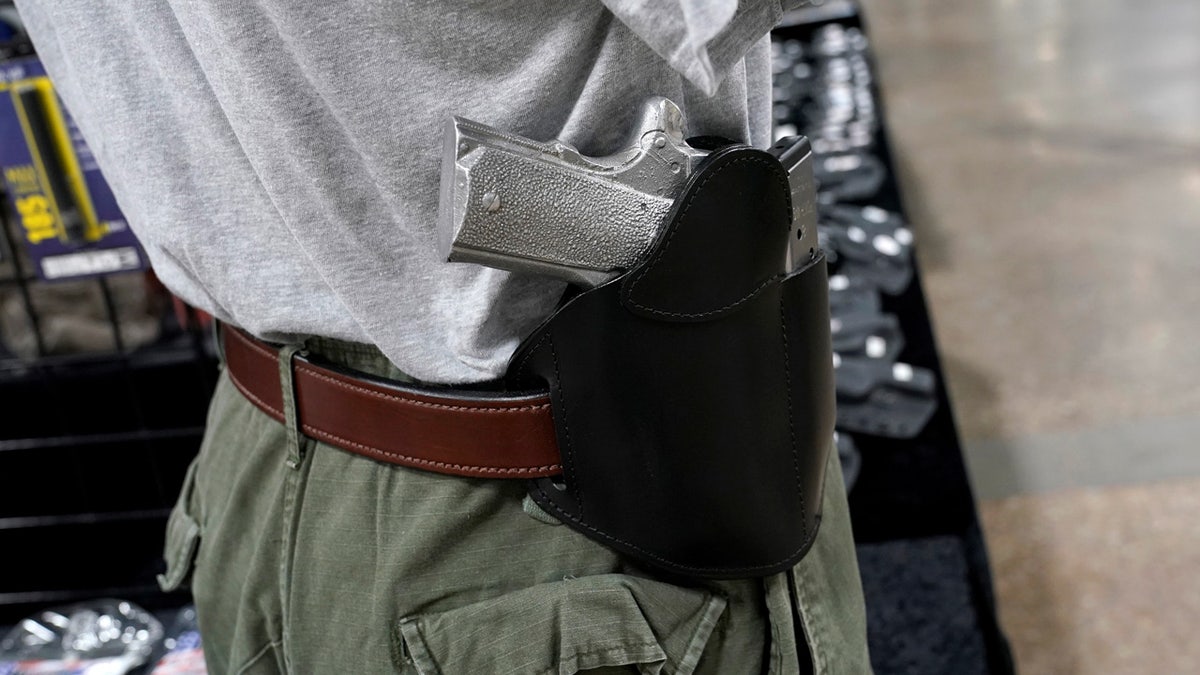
438,97,818,287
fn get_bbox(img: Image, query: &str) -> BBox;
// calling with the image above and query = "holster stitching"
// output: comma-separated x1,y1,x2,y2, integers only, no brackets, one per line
549,337,582,510
624,154,791,318
531,480,816,575
512,330,552,385
779,292,808,542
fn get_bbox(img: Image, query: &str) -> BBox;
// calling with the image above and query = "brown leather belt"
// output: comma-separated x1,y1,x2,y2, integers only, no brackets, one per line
220,324,562,478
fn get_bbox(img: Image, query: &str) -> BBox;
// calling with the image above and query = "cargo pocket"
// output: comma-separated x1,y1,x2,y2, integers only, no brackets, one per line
397,574,726,675
157,458,202,592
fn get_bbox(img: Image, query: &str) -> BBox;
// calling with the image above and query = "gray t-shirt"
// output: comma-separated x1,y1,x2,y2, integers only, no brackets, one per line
16,0,781,383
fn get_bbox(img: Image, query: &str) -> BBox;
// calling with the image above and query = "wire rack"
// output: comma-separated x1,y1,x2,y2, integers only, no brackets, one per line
0,172,217,624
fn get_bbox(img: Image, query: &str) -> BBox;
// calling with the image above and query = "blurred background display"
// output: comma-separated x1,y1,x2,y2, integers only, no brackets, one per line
857,1,1200,673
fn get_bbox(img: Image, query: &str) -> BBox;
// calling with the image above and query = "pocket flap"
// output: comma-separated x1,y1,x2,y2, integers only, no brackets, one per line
156,496,201,592
398,574,726,675
157,459,201,592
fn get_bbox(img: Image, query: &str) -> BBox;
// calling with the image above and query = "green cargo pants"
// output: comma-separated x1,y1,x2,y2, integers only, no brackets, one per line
159,337,871,674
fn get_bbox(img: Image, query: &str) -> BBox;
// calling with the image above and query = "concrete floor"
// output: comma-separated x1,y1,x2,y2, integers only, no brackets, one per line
861,0,1200,672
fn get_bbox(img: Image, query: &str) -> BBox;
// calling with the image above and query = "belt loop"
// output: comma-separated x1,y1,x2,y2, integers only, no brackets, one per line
278,342,311,469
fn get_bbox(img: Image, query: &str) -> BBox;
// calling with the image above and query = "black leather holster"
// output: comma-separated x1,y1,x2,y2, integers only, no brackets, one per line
506,145,835,579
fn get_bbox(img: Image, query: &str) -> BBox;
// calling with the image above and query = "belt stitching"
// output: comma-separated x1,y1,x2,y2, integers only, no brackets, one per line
304,369,551,414
302,425,561,476
226,366,284,420
232,328,551,414
225,332,560,475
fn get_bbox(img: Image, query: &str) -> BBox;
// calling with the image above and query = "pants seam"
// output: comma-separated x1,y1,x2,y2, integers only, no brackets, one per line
234,639,283,675
278,449,314,672
277,341,312,672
